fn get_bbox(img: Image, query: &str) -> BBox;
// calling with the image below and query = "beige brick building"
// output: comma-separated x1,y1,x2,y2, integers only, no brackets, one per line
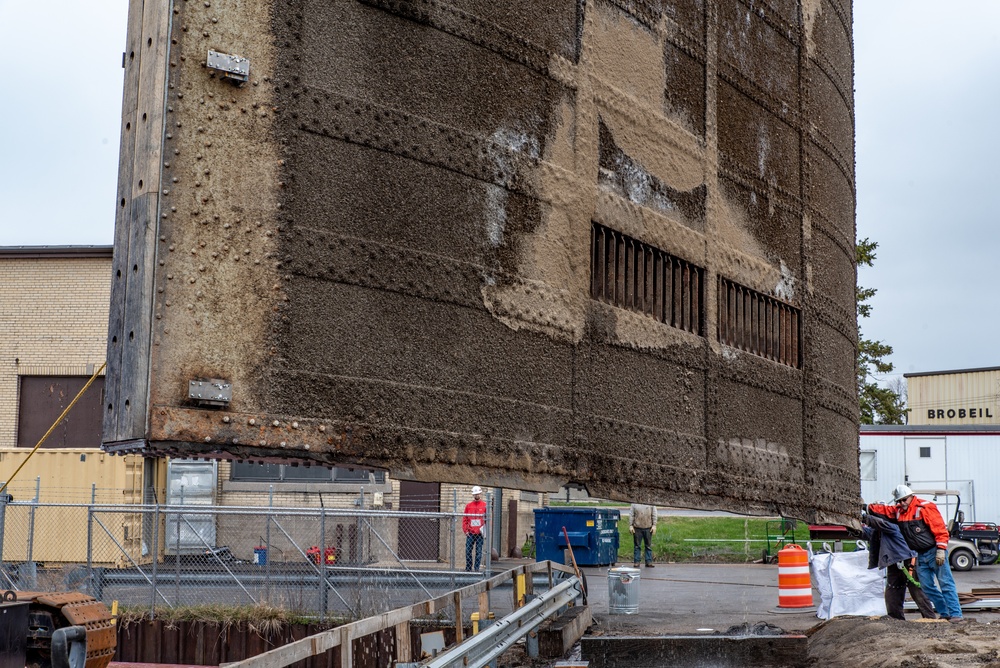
0,246,112,452
0,246,129,513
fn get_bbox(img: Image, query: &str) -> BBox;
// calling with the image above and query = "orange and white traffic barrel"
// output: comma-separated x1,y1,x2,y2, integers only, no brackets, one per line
777,544,813,608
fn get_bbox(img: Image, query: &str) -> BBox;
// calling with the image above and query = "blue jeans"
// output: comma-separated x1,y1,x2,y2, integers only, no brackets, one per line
465,533,484,571
915,549,963,618
633,527,653,565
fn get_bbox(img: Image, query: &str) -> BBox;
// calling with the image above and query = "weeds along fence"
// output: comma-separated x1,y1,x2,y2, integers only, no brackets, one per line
0,494,505,621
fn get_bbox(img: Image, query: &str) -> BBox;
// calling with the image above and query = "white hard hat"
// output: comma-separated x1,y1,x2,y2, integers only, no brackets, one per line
471,486,483,495
891,484,914,503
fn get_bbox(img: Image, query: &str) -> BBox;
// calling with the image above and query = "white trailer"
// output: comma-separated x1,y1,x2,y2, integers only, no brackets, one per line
860,425,1000,523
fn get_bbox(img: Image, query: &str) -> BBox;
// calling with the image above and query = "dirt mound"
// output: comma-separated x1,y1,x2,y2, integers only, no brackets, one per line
807,617,1000,667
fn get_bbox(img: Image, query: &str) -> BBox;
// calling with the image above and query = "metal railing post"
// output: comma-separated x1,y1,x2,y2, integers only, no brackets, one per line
358,486,365,564
150,503,160,619
485,493,494,622
265,485,273,603
175,487,183,606
526,593,540,658
0,488,8,575
484,493,493,578
26,476,40,589
319,507,327,620
86,484,95,596
26,478,39,563
481,614,499,668
450,489,457,572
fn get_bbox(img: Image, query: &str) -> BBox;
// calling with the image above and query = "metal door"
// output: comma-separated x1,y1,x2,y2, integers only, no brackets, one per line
398,481,440,561
904,438,946,488
165,459,218,554
17,376,105,448
121,456,143,558
903,438,972,520
491,488,503,554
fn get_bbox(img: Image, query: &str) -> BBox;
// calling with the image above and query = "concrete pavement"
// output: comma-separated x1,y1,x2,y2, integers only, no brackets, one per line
580,561,1000,634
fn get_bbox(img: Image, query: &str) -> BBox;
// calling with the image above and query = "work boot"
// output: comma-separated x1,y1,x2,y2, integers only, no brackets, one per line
646,562,655,568
633,562,640,567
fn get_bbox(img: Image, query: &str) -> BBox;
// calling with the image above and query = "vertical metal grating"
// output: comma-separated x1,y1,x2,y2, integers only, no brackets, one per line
590,222,704,336
717,276,801,368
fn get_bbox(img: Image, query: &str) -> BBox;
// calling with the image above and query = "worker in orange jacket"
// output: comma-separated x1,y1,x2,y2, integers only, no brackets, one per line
867,484,963,621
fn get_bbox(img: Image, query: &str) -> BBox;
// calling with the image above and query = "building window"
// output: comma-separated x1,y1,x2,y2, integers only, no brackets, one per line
17,376,105,448
230,461,386,484
717,277,801,368
860,451,876,481
919,446,931,458
590,222,704,336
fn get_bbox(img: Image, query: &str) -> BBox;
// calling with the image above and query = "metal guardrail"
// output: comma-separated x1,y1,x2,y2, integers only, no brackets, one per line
422,575,583,668
220,561,580,668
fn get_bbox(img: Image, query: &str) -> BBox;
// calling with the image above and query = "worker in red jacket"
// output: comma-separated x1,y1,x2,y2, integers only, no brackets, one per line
463,486,488,571
867,484,963,621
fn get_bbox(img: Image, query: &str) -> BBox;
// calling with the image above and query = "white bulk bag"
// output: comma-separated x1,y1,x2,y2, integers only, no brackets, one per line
809,542,886,620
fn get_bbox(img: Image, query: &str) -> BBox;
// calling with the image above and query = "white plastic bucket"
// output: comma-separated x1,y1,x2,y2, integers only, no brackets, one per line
607,566,641,614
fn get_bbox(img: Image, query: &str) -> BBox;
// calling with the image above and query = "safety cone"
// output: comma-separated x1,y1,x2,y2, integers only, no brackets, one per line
777,544,813,608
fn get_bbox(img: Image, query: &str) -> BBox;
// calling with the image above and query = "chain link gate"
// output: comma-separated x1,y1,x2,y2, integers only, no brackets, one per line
0,493,501,621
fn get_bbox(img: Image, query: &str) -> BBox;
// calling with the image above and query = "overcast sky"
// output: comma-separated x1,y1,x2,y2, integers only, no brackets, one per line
0,1,125,247
854,2,1000,381
0,1,995,383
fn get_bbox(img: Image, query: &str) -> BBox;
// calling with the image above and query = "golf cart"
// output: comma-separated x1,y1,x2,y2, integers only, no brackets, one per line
913,490,999,571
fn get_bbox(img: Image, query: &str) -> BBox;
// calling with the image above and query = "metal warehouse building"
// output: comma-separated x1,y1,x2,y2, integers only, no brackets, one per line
861,365,1000,522
906,366,1000,426
861,425,1000,523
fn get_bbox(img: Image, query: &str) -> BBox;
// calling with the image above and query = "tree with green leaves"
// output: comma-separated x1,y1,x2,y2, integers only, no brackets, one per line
857,238,906,424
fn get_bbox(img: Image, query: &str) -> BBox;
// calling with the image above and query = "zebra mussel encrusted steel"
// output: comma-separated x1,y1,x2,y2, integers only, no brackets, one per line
105,0,861,524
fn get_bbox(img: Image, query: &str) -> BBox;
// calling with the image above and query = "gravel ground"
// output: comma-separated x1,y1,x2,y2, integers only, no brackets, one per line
807,617,1000,667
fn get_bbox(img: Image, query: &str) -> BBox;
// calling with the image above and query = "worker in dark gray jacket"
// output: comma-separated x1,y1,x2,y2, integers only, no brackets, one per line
629,503,657,567
862,513,937,620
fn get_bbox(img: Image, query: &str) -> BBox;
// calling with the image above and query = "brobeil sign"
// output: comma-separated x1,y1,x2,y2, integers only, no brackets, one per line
927,408,995,419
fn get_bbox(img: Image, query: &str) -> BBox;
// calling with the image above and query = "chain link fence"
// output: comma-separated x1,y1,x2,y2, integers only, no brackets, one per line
0,492,510,621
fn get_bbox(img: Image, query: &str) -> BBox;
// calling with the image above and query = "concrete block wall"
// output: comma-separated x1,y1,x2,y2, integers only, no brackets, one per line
0,252,112,448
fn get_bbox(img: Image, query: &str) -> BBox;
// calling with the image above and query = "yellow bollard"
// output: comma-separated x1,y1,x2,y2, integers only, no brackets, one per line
470,611,495,635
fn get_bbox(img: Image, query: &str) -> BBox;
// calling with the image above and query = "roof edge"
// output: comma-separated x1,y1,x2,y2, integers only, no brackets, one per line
904,366,1000,378
0,245,113,259
861,424,1000,434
